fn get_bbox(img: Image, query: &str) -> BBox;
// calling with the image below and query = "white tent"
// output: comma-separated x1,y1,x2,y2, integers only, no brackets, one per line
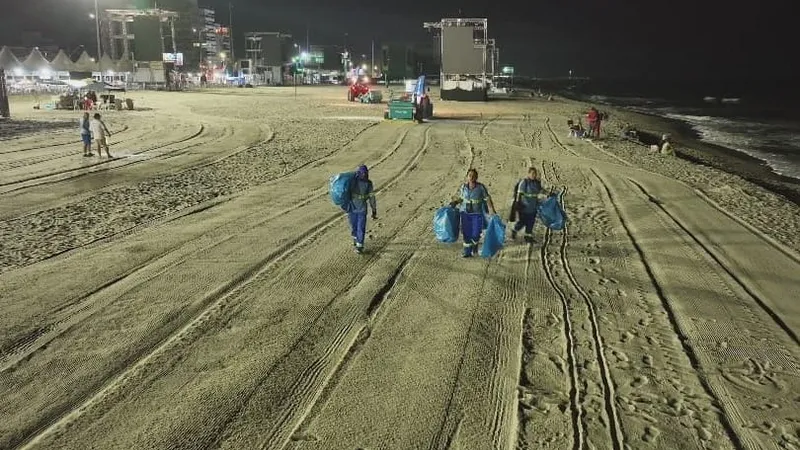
98,53,116,72
21,47,52,75
72,50,98,72
0,46,21,71
49,49,76,72
116,55,134,73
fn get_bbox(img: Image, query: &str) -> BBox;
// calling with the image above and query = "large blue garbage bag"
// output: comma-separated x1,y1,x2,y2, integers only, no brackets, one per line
329,171,356,211
433,206,460,243
480,215,506,258
538,194,566,231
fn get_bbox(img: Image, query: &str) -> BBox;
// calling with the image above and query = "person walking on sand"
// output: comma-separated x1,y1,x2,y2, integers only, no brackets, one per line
80,112,92,156
90,113,112,158
348,165,378,254
510,167,546,243
450,168,497,258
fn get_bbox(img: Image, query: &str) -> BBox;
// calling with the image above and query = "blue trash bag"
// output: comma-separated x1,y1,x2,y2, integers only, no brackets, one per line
480,215,506,258
538,194,566,231
433,206,460,243
329,171,356,211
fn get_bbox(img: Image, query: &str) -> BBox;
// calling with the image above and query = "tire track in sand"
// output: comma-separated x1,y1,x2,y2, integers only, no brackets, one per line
590,168,746,450
221,126,465,450
552,183,625,450
627,178,800,347
428,117,522,450
13,125,436,450
0,125,131,155
0,124,416,374
538,162,584,450
0,124,207,193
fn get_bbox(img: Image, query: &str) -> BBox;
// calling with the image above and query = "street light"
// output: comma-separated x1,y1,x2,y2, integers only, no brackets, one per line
93,0,102,79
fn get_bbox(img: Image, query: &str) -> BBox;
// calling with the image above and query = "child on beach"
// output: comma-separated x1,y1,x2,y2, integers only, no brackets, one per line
90,113,112,158
80,112,92,156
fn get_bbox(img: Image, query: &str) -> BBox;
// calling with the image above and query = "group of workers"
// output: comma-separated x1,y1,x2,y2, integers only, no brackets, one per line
342,164,548,257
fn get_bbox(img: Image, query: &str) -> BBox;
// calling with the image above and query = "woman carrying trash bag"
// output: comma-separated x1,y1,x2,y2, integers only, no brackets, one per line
450,169,497,258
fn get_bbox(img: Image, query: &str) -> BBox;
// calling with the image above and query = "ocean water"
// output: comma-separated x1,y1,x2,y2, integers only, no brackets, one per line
586,94,800,180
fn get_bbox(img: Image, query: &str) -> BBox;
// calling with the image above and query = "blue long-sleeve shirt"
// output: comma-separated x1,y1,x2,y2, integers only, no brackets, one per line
350,179,376,214
458,182,491,214
515,178,543,214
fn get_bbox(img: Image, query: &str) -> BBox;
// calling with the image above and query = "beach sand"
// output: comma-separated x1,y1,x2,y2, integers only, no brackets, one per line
1,86,799,449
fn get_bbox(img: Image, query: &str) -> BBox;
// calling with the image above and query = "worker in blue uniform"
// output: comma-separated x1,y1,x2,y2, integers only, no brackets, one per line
450,168,497,257
349,164,377,254
510,167,546,243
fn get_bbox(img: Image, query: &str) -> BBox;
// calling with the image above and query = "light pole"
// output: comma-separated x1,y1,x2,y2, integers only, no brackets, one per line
93,0,102,78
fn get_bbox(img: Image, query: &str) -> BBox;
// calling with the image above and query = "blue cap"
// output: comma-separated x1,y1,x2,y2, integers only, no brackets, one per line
357,165,368,176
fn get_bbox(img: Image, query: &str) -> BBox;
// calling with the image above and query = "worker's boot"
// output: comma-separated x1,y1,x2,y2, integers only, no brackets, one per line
510,230,518,240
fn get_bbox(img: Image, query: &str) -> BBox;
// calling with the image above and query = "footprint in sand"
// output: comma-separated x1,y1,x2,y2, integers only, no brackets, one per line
589,257,600,264
643,354,654,366
586,267,602,274
643,426,661,442
599,277,618,285
621,331,634,343
631,375,649,388
612,349,630,363
696,425,713,441
618,288,628,297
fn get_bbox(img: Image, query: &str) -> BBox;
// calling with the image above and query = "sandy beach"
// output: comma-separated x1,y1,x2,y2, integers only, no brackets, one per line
1,86,799,450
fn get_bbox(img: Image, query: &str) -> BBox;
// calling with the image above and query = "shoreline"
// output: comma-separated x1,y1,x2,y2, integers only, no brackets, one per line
564,97,800,206
627,109,800,206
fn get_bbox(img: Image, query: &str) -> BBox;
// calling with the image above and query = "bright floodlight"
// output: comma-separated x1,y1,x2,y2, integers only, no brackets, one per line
361,64,367,70
89,13,96,19
14,68,23,76
301,52,308,59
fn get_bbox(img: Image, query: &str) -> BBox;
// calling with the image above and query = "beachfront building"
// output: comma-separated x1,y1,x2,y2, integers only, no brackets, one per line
243,32,293,85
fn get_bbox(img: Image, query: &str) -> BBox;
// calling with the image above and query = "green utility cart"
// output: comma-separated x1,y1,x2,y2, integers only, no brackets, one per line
385,98,415,120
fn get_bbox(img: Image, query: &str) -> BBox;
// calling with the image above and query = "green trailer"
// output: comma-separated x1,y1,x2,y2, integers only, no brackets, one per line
385,98,415,120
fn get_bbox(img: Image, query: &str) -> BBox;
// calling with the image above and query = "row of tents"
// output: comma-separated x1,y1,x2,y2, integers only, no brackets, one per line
0,46,134,75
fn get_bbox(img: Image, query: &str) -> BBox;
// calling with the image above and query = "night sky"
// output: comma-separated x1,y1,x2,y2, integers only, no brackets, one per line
0,0,793,81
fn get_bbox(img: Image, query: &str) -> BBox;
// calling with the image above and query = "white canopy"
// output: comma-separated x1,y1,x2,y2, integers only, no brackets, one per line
72,50,98,72
0,46,21,71
21,47,52,74
49,49,76,72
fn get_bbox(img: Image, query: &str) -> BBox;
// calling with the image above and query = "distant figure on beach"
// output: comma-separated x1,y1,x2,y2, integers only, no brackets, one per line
587,107,602,138
567,119,585,138
90,113,112,158
80,112,92,156
660,134,675,156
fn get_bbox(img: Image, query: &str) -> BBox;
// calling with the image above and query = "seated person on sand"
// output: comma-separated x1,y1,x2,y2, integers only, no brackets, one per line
621,123,639,140
660,134,675,156
567,119,585,138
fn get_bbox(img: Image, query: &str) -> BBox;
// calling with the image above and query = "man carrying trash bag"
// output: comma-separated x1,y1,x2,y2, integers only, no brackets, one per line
348,165,378,253
509,167,546,243
449,168,497,258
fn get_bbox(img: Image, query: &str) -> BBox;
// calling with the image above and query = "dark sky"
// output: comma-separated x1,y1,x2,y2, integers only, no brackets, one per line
1,0,794,80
